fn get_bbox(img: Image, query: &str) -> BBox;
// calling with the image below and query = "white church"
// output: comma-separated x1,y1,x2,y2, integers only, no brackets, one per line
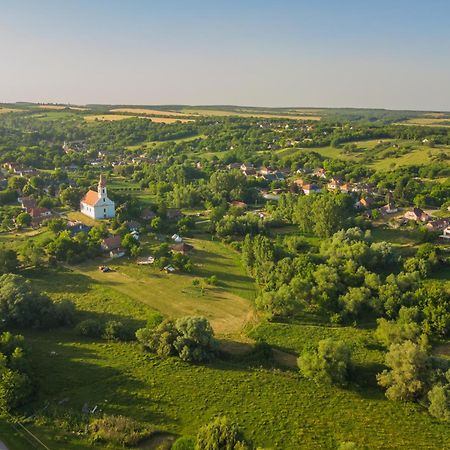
80,175,115,220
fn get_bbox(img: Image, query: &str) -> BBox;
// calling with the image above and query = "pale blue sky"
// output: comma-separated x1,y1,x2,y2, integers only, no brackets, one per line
1,0,449,110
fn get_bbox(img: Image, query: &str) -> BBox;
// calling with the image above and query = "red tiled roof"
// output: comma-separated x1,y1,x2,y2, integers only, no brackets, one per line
81,190,99,207
101,235,122,251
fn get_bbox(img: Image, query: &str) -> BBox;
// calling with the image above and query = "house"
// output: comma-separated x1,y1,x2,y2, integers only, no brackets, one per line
226,162,242,170
166,208,183,221
20,197,37,211
125,220,141,232
327,178,342,190
242,168,256,177
340,183,351,194
141,208,156,221
425,219,449,232
136,256,155,265
379,203,399,215
101,235,122,252
313,168,327,179
171,242,194,255
240,163,254,172
80,175,115,220
404,208,430,222
164,265,176,273
172,233,183,243
67,221,92,236
302,184,321,195
293,178,304,187
355,197,373,209
29,207,52,219
109,248,125,259
440,226,450,239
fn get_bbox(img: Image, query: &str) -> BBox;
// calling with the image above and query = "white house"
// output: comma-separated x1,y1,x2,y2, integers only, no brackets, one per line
80,175,115,220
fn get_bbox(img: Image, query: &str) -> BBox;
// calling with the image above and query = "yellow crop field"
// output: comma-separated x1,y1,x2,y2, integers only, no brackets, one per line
111,108,194,117
145,116,193,123
0,107,20,113
85,114,193,123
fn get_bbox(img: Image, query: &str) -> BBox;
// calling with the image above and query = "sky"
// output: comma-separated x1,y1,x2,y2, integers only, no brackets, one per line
1,0,450,110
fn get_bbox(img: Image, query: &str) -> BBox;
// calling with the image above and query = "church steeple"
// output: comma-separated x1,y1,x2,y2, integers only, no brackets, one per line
98,174,107,198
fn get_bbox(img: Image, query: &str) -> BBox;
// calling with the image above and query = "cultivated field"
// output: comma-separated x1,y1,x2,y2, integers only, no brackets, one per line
111,108,195,117
0,107,20,113
85,114,193,123
397,117,450,127
179,107,322,120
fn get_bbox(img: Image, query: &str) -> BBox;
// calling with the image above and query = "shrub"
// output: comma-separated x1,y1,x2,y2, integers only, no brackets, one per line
75,319,103,338
195,416,248,450
89,415,155,446
102,320,134,341
298,339,352,386
172,436,195,450
428,384,450,421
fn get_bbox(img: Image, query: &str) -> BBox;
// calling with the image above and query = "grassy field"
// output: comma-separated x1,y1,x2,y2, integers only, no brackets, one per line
126,134,207,151
277,139,450,170
15,322,450,450
398,117,450,127
70,237,255,336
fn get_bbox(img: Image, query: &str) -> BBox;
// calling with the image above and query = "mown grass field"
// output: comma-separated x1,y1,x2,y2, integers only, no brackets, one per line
70,237,255,336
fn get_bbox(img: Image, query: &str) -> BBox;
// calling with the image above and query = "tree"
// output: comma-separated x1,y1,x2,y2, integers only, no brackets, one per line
377,340,429,401
0,274,74,329
298,339,352,386
375,307,421,347
0,249,18,274
195,416,248,450
15,212,32,228
136,316,217,363
428,383,450,421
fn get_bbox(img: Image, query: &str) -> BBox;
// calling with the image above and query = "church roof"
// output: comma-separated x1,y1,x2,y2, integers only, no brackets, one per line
81,190,100,207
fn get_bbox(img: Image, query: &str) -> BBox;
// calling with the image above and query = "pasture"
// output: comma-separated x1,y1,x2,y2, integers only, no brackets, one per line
7,250,447,450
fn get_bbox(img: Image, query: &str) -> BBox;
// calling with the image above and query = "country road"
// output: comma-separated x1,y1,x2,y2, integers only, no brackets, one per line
0,441,9,450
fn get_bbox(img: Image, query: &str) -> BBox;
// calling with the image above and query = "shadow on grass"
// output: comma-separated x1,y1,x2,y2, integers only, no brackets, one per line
22,332,172,428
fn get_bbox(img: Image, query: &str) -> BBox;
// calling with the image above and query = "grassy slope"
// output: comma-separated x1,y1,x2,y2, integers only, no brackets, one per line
276,139,450,171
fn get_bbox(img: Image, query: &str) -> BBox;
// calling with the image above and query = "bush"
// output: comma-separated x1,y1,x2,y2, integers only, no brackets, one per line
75,319,103,338
298,339,352,386
172,436,195,450
89,415,155,446
195,416,248,450
136,316,217,363
102,320,134,341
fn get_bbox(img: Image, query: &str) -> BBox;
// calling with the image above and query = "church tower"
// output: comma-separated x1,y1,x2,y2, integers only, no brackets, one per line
98,174,107,199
